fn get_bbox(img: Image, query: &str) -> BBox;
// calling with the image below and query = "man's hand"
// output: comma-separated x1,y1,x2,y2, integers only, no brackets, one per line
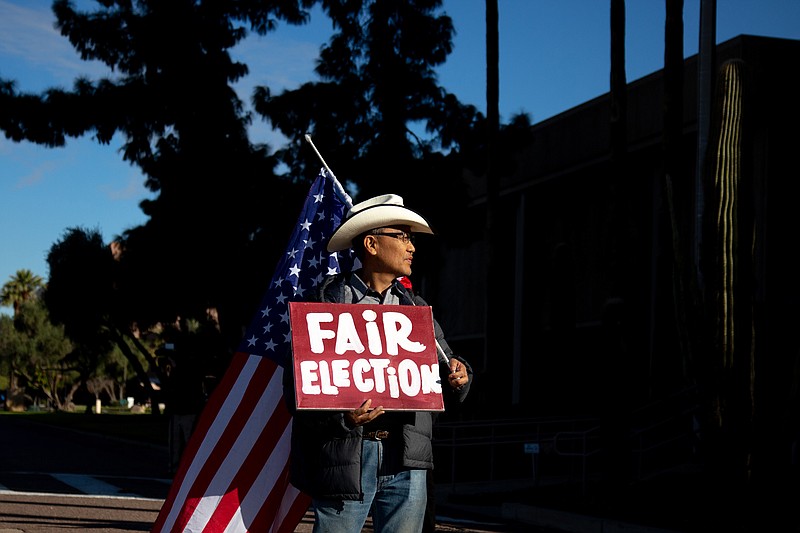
448,359,468,390
344,399,385,428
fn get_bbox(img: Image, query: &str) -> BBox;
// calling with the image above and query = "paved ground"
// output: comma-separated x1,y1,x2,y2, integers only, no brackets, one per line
0,491,525,533
0,415,540,532
0,489,535,533
0,492,162,533
9,414,773,533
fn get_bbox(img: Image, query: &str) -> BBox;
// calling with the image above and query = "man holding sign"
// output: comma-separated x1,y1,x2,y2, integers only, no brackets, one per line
283,194,472,533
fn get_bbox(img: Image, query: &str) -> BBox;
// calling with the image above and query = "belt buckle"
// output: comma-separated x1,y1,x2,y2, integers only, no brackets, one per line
364,430,390,440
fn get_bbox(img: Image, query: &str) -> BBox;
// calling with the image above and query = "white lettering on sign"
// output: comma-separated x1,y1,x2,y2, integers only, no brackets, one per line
306,312,336,354
298,358,443,398
382,311,427,354
305,311,427,356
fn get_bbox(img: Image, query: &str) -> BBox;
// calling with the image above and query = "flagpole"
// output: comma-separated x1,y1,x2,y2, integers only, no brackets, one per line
304,134,332,173
304,134,352,207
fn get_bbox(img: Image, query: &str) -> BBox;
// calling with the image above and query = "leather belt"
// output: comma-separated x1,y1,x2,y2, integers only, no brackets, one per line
362,430,390,441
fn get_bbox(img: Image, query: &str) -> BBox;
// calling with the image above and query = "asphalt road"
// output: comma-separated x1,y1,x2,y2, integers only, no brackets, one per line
0,416,540,533
0,415,169,532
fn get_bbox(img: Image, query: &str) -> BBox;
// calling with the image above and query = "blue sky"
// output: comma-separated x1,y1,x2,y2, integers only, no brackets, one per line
2,0,800,315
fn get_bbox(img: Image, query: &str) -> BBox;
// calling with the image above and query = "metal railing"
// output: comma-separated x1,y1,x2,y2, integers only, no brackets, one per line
432,387,700,495
432,416,600,490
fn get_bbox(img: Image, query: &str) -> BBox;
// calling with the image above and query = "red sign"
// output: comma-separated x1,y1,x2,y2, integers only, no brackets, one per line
288,301,444,411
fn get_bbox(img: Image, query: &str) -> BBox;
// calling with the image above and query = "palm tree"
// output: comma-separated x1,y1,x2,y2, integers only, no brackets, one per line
1,269,44,408
1,269,44,317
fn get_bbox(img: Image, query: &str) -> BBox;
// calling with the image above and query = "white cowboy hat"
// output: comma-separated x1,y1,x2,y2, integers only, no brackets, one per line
326,194,434,252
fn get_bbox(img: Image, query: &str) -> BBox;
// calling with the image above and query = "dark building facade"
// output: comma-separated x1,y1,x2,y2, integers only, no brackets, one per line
427,33,800,474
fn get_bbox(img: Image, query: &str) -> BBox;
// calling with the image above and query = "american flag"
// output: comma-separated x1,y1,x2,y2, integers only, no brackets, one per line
152,168,355,532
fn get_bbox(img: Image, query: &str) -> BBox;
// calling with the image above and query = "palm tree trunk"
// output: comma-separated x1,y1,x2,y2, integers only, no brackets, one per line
484,0,507,403
598,0,633,498
664,0,697,378
694,0,716,278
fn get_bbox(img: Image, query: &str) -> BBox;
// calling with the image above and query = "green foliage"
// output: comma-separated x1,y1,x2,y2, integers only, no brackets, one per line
0,289,145,410
0,299,74,406
0,314,23,376
44,226,158,408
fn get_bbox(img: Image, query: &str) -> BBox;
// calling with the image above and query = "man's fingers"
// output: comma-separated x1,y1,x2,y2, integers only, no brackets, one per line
352,399,381,421
366,406,384,421
355,399,372,415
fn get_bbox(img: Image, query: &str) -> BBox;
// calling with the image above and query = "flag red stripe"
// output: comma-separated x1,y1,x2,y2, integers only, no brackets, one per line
249,460,309,533
202,383,293,529
152,352,252,531
174,355,269,531
217,427,308,532
273,483,312,533
176,355,281,532
154,353,275,531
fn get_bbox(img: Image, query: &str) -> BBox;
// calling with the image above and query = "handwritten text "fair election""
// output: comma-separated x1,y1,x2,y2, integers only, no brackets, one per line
298,309,442,398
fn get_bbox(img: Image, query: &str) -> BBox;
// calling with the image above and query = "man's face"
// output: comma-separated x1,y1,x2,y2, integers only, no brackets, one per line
365,225,415,277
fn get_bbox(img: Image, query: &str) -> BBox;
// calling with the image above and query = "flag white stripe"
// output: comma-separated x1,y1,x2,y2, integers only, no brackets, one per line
271,474,303,533
184,365,285,532
224,421,294,533
159,355,261,530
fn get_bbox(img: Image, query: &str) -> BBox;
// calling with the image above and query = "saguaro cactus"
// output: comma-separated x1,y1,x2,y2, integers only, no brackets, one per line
699,58,757,523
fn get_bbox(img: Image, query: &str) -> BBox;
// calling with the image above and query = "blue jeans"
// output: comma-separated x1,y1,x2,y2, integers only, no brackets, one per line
312,439,427,533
